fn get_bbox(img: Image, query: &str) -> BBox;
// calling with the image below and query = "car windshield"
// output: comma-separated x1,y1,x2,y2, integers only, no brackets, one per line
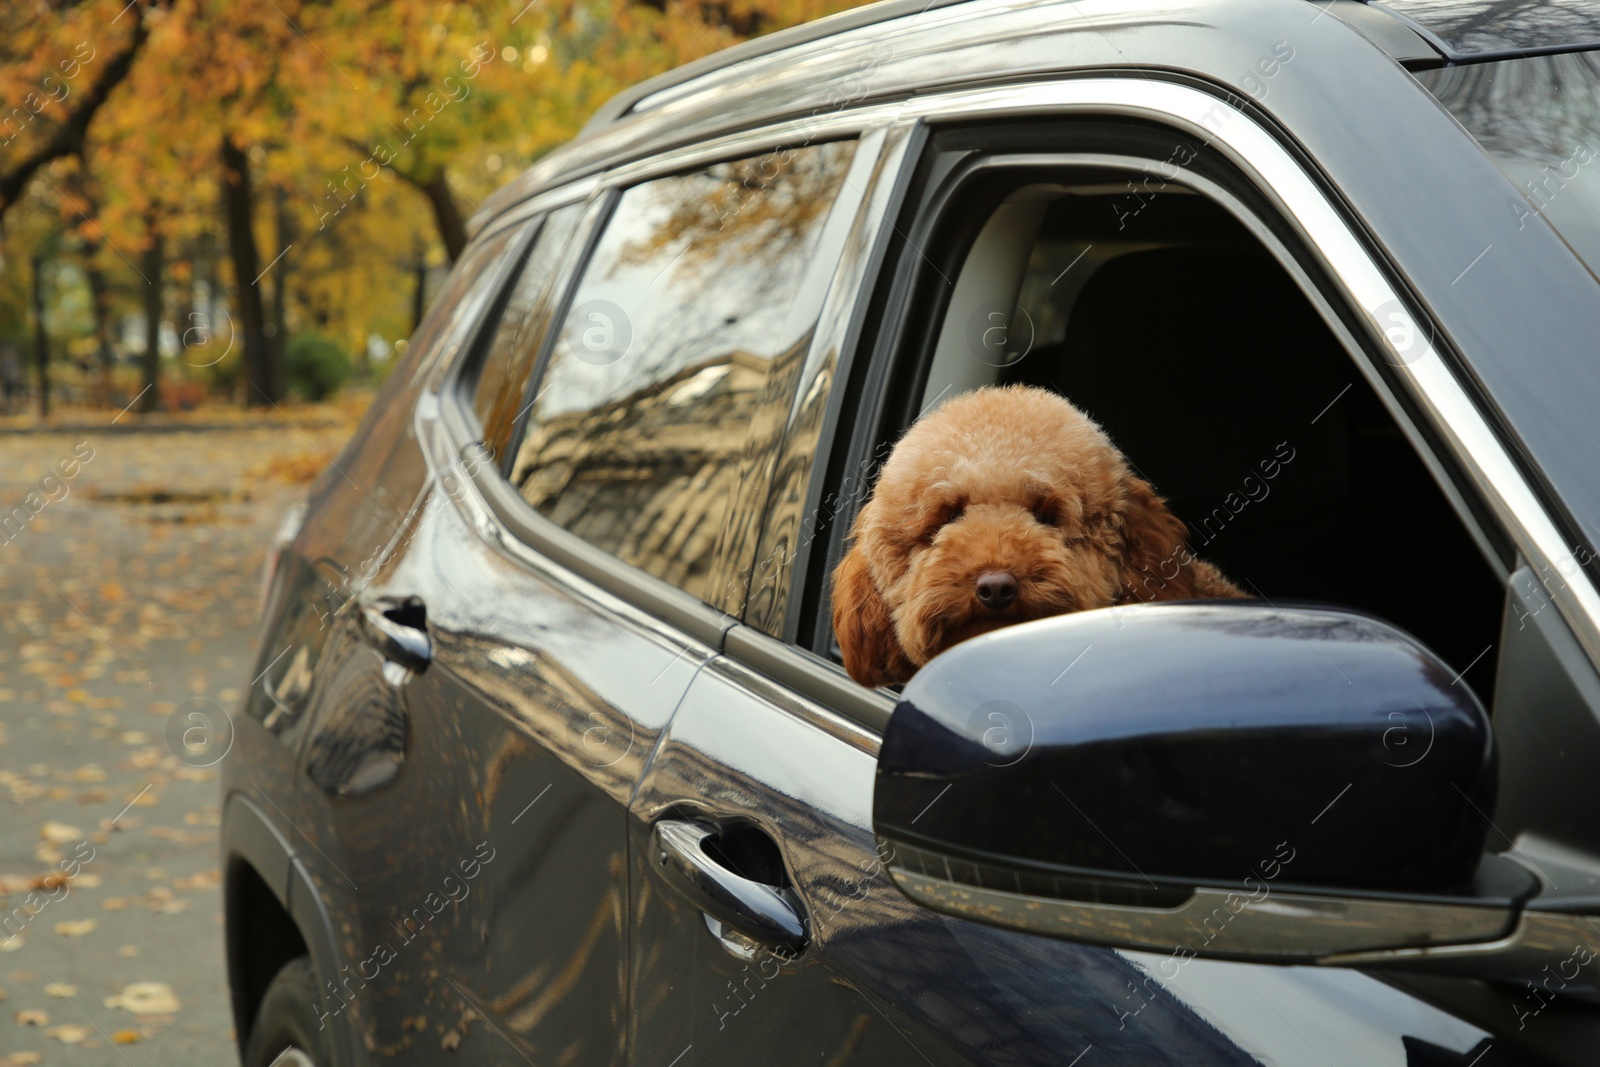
1416,49,1600,282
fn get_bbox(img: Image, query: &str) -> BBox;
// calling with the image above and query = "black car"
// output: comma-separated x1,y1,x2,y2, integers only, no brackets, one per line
225,0,1600,1063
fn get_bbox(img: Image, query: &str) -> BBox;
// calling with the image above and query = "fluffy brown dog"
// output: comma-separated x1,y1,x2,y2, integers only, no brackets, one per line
832,385,1244,687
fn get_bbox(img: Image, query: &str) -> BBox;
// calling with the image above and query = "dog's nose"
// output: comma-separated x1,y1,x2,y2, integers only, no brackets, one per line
975,570,1018,611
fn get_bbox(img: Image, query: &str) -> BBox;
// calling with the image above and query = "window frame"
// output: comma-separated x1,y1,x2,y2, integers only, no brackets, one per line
799,125,1520,662
434,120,892,652
443,181,601,451
780,89,1600,692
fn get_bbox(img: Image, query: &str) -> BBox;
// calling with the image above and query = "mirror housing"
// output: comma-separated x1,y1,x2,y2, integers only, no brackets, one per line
876,601,1495,894
872,602,1598,980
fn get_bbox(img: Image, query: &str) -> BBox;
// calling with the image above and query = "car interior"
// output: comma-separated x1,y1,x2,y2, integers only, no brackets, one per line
853,177,1508,706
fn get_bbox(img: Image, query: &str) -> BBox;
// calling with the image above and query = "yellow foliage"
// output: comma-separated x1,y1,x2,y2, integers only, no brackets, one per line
0,0,871,398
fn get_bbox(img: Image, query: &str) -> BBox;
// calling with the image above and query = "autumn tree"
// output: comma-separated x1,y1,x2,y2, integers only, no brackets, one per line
0,0,872,415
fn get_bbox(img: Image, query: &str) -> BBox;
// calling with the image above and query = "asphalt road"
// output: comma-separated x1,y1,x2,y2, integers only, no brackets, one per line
0,421,348,1065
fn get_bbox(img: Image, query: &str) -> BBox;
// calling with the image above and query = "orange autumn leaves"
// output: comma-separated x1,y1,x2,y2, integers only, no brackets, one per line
1,0,869,368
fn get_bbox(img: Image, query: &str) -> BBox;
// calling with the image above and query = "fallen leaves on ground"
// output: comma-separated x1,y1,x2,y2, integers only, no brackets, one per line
249,450,331,484
1,425,349,1060
105,981,182,1015
0,869,77,896
45,1022,91,1044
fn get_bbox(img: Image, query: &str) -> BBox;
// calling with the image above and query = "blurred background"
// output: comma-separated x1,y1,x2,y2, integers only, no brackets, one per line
0,0,853,1060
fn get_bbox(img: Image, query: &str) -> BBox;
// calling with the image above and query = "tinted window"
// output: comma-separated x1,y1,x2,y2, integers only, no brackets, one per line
473,201,586,462
510,141,858,602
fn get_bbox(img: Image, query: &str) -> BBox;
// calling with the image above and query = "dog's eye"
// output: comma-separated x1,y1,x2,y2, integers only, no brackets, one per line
919,503,965,544
1031,500,1059,527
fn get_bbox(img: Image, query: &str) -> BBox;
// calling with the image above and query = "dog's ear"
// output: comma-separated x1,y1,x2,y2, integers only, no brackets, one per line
831,543,915,688
1116,475,1203,602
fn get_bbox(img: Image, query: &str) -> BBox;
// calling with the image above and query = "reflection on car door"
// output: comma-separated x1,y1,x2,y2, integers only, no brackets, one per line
297,440,711,1064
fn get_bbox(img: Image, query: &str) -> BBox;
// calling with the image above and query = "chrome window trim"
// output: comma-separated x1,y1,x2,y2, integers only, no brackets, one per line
723,624,896,740
596,110,893,192
467,175,600,239
705,638,886,756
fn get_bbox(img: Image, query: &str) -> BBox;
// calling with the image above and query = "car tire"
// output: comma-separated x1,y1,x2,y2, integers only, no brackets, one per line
243,956,336,1067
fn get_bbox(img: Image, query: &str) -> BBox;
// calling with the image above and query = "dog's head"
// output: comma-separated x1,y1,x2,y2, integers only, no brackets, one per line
832,385,1196,687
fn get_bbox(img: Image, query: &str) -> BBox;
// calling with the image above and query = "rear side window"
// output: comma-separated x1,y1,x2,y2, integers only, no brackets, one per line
472,201,586,463
508,140,858,601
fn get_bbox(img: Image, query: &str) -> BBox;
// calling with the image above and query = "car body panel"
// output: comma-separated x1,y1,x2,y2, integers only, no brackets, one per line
284,438,714,1060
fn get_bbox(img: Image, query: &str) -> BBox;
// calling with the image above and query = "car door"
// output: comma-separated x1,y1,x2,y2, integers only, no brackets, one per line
290,193,711,1065
622,89,1568,1065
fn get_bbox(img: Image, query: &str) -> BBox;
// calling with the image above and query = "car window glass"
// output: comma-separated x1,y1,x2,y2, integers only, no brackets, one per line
473,201,586,463
509,140,859,603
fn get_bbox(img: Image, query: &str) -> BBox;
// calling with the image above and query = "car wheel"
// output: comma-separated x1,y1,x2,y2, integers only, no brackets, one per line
243,956,335,1067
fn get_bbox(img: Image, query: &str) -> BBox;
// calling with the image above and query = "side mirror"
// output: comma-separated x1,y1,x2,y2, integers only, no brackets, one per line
873,602,1592,985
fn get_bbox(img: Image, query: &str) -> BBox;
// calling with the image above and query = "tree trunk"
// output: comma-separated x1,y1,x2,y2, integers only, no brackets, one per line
140,225,163,413
30,254,49,418
220,133,275,407
85,253,115,401
269,184,293,392
420,174,467,263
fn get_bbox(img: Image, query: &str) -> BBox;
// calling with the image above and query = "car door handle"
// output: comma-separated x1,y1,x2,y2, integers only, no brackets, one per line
357,597,432,673
651,819,808,957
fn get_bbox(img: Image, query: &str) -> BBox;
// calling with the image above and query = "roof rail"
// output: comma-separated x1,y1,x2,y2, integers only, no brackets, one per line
578,0,977,136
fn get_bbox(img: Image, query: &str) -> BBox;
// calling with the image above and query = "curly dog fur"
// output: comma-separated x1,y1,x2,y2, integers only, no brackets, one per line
832,385,1244,687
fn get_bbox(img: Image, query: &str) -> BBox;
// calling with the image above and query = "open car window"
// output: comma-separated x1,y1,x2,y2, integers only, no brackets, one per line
815,138,1510,712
